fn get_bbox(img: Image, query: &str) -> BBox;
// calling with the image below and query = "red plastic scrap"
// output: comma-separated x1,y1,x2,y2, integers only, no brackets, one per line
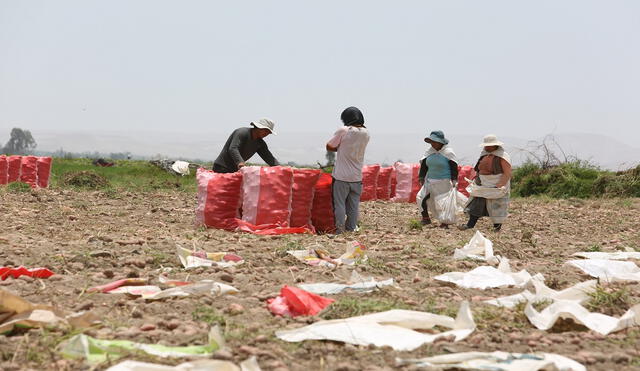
87,278,148,293
236,219,314,235
267,285,334,317
0,266,55,280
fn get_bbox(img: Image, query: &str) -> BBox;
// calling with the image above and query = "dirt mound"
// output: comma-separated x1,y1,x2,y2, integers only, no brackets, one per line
60,171,109,189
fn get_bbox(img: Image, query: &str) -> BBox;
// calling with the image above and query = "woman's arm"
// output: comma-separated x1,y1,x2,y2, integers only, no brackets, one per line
497,158,512,187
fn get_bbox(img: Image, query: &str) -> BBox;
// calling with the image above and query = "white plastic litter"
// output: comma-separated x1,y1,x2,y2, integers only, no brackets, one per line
298,271,394,295
171,161,190,176
276,301,475,351
525,301,640,336
106,357,261,371
566,259,640,282
396,351,585,371
485,276,596,309
108,281,238,300
453,231,499,264
572,251,640,260
177,246,244,269
434,259,535,289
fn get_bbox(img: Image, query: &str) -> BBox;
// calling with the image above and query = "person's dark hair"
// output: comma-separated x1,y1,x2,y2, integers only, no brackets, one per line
340,106,365,126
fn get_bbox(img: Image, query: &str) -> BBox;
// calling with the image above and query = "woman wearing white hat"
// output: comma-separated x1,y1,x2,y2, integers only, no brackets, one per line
458,134,512,231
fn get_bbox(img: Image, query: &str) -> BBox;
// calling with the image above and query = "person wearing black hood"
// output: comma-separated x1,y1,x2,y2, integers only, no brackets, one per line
326,107,370,234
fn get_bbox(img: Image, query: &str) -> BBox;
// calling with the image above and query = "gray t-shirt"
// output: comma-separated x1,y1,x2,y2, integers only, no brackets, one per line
327,126,370,182
213,127,278,172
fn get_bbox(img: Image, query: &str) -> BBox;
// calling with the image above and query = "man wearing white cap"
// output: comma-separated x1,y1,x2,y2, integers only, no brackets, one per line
213,118,279,173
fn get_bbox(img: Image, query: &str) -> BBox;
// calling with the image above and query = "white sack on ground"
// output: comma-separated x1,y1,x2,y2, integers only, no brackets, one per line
396,351,585,371
276,301,475,351
485,276,597,309
572,251,640,260
434,259,535,289
298,271,394,295
566,259,640,282
525,301,640,336
108,281,238,300
106,357,261,371
453,231,499,264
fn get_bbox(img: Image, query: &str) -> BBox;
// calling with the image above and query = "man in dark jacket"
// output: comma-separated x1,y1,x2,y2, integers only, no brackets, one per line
213,118,279,173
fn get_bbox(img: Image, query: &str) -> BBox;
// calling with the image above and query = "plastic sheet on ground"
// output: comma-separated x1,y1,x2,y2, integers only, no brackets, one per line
105,357,261,371
453,231,499,264
177,246,244,269
525,301,640,336
572,251,640,260
0,266,55,280
485,275,597,309
396,351,585,371
298,271,394,295
107,281,239,300
287,241,367,268
435,259,535,289
276,301,475,351
235,219,313,235
62,326,222,364
0,288,99,334
566,259,640,282
267,285,334,317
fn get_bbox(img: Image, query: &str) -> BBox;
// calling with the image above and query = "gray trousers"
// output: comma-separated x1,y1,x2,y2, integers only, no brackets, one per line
332,179,362,233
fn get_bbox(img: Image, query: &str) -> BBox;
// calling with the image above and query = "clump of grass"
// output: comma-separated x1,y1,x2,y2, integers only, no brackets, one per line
60,170,109,189
322,297,409,320
192,306,226,326
586,284,634,316
6,181,32,193
408,219,423,231
586,244,602,252
420,258,448,273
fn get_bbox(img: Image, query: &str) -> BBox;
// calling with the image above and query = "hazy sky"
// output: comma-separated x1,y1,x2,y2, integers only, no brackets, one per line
1,1,639,146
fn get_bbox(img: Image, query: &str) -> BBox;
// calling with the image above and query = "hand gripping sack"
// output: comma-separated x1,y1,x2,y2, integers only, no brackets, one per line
7,155,21,183
376,166,393,200
0,155,7,185
290,169,321,228
360,164,380,201
457,165,476,197
20,156,38,188
241,166,294,226
36,157,53,188
391,162,420,203
196,168,243,230
311,173,335,233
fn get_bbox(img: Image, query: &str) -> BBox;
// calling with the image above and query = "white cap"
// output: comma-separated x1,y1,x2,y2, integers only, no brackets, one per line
251,118,277,135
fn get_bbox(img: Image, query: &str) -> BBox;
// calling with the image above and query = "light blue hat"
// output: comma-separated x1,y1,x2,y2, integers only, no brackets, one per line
424,130,449,145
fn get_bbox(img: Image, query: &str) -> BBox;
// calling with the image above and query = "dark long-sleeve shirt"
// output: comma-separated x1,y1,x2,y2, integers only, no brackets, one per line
213,127,278,173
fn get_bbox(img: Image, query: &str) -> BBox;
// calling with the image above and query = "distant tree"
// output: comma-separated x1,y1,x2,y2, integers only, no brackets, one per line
3,128,37,155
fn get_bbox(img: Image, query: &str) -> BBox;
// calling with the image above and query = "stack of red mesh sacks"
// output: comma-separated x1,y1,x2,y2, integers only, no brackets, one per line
0,155,52,188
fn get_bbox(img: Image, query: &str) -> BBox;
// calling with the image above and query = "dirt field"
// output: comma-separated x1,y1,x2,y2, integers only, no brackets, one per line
1,188,639,370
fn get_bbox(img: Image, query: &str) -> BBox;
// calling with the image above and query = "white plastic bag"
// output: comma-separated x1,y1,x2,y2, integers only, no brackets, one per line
434,189,458,224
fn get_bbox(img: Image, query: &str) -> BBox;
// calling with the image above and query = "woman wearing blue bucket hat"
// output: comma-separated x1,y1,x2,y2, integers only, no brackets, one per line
416,130,459,227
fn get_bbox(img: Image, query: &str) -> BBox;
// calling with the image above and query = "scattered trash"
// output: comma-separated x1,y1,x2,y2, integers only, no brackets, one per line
525,301,640,336
396,351,585,371
177,246,244,269
105,280,239,300
0,266,55,280
566,259,640,282
171,161,191,176
88,278,149,293
276,301,475,351
93,158,115,167
485,275,597,309
572,251,640,260
435,259,536,289
61,326,222,364
298,271,394,295
0,288,99,334
287,241,367,268
267,285,334,317
453,231,500,264
105,357,261,371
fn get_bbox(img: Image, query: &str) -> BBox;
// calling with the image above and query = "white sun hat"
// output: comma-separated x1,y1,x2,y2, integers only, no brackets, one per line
479,134,504,147
251,118,277,135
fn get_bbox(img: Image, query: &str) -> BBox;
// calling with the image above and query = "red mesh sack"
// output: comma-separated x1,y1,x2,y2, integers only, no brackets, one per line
196,168,243,230
36,157,53,188
0,155,7,185
20,156,38,188
376,166,393,200
360,164,380,201
241,166,294,226
290,169,321,228
391,162,420,203
311,173,335,233
7,155,21,183
457,165,476,197
390,168,397,198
